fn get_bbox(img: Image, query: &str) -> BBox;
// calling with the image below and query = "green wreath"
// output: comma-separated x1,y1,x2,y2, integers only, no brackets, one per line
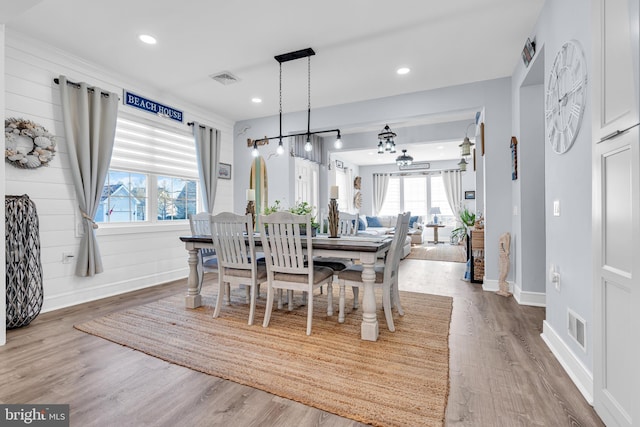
5,117,57,169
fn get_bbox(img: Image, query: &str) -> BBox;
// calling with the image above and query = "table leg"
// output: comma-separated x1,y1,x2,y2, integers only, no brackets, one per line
434,227,439,243
359,252,379,341
185,245,202,308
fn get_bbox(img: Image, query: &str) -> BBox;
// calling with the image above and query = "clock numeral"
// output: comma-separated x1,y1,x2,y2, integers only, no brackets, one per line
570,103,582,118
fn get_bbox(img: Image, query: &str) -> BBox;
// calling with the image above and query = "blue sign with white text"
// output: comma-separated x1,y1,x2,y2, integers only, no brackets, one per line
124,91,183,123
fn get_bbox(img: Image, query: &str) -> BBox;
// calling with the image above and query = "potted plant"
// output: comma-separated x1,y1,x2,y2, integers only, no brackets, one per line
262,200,319,235
451,208,476,245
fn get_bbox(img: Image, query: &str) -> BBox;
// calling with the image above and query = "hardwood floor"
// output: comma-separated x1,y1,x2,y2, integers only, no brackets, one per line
0,259,604,426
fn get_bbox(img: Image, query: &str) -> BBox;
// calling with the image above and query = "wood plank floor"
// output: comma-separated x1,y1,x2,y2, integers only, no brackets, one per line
0,259,604,426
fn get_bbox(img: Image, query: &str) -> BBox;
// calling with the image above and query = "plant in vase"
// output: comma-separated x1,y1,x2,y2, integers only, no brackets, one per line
288,201,319,234
451,208,476,244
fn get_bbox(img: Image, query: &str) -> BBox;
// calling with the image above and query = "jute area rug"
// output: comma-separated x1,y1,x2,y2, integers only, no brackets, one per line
406,243,466,263
75,286,452,427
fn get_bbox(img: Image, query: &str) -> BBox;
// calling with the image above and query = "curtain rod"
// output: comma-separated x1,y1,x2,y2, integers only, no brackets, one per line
53,78,119,99
187,122,206,129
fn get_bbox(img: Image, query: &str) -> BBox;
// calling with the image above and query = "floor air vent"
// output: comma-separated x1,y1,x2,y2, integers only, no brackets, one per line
567,309,586,351
210,71,241,85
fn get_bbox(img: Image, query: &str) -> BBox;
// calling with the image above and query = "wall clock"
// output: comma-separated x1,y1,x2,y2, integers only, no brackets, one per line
545,40,588,154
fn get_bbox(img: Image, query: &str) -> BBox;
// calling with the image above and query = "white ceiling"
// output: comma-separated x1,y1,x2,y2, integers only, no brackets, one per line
3,0,544,124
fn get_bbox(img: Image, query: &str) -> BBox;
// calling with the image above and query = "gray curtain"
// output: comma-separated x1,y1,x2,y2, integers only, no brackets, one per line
192,122,221,213
372,173,390,215
442,170,463,222
58,75,119,277
292,134,324,164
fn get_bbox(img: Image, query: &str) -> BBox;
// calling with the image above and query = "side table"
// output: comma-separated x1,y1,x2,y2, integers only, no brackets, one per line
426,224,445,244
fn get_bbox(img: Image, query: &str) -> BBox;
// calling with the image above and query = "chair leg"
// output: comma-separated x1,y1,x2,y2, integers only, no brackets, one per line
306,291,313,335
288,290,294,311
213,278,225,318
256,283,261,298
393,279,404,316
327,282,333,316
382,284,395,332
338,283,346,323
263,285,274,328
277,289,283,309
248,284,256,325
225,283,231,305
245,284,250,303
352,286,360,309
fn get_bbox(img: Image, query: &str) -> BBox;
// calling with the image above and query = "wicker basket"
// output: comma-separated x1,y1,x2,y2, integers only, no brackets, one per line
5,194,43,329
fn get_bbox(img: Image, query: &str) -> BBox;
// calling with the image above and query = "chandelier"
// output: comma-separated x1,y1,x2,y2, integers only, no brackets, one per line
377,124,397,154
395,149,414,166
248,48,342,156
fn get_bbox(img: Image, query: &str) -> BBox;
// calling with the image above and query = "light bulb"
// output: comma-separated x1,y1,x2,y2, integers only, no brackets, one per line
277,142,284,155
252,143,259,157
304,138,312,152
334,137,342,149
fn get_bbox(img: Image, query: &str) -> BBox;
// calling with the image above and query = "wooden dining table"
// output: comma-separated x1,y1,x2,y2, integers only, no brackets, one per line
179,234,392,341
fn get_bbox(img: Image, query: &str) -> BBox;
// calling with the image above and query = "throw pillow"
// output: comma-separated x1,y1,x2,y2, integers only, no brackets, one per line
366,216,383,228
358,217,367,231
409,215,419,228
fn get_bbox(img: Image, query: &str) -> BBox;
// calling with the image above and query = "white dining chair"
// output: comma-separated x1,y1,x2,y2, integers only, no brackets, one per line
210,212,267,325
259,211,334,335
336,212,411,331
189,212,219,294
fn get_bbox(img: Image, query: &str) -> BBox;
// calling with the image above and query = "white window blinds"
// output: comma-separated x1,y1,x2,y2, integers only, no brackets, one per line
110,117,198,179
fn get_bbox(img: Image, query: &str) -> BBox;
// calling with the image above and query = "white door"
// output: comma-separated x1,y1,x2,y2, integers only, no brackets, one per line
592,1,640,425
294,157,319,212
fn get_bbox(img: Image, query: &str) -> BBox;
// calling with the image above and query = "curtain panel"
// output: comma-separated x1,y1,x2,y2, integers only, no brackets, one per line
192,122,221,213
372,173,390,216
292,134,324,164
441,170,463,222
58,75,119,277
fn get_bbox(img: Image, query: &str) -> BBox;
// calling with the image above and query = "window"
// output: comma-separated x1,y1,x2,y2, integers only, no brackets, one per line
96,116,199,224
378,173,456,225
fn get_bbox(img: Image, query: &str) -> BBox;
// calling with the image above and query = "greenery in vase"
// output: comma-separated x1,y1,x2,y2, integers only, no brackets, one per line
263,200,319,229
451,207,476,243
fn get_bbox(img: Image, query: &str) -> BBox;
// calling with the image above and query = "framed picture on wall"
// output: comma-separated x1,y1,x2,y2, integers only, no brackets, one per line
218,163,231,180
335,160,344,169
465,191,476,200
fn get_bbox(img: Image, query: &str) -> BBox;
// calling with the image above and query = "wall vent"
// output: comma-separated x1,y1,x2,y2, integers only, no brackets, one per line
209,71,241,85
567,308,586,351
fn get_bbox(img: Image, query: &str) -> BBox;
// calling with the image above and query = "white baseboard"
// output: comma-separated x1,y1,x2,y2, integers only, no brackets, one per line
541,320,594,405
482,279,546,307
41,268,189,313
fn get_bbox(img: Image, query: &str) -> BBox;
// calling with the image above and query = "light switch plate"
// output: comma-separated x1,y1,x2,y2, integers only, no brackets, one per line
553,200,560,216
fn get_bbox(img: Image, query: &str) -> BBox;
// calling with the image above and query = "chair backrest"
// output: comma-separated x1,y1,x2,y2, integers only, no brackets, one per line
258,211,312,275
384,212,411,281
189,212,216,257
209,212,256,271
338,212,359,236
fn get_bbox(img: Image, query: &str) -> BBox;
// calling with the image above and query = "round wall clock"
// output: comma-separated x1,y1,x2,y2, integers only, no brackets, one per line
545,40,588,154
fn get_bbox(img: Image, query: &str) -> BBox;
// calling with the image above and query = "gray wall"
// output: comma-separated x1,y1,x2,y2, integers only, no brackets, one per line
511,0,593,370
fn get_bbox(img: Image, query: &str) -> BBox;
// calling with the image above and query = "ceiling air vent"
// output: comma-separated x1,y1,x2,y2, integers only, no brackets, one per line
209,71,241,85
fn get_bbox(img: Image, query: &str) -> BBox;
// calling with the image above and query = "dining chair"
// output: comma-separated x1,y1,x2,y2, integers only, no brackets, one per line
210,212,267,325
336,212,411,332
259,211,335,335
314,211,359,272
189,212,219,294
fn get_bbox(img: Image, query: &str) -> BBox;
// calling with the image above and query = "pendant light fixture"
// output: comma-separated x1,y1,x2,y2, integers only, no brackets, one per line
395,149,414,166
378,124,397,154
457,157,468,171
458,122,475,171
247,48,342,156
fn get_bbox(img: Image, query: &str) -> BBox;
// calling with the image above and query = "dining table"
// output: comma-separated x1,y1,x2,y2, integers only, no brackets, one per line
179,234,392,341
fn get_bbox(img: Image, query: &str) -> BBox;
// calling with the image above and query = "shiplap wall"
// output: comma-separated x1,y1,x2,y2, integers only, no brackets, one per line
4,31,234,312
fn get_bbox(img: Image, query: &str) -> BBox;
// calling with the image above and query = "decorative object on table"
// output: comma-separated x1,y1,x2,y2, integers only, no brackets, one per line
497,232,512,297
510,136,518,180
245,189,256,229
5,194,43,328
429,206,441,224
545,40,587,154
328,185,339,238
287,200,319,234
5,118,56,169
217,162,231,179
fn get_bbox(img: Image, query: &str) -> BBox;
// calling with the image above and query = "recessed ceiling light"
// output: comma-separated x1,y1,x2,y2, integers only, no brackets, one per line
396,67,410,75
139,34,157,45
437,145,444,149
251,97,262,103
